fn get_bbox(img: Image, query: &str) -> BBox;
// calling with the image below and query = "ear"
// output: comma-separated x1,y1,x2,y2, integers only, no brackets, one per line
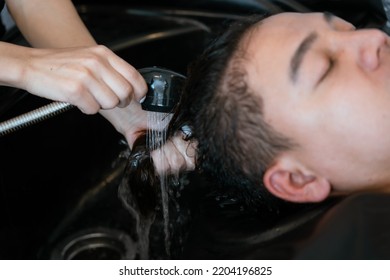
263,158,331,203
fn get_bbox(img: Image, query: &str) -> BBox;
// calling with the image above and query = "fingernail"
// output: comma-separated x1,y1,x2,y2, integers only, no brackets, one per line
181,125,193,140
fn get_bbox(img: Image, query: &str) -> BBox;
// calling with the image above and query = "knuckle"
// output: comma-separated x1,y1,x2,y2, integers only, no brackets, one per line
66,81,85,101
101,96,119,109
79,102,100,115
94,45,110,54
77,67,92,80
118,84,133,103
118,96,131,108
83,55,101,69
112,80,133,107
76,100,100,115
122,82,133,97
90,45,112,60
131,72,148,97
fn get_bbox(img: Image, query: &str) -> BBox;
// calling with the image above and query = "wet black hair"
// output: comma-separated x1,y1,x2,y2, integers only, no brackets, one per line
169,14,296,209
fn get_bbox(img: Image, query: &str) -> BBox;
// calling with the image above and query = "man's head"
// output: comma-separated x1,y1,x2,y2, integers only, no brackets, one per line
171,12,390,203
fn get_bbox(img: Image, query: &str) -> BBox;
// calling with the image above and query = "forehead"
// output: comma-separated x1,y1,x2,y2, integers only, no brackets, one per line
241,13,325,93
245,12,325,46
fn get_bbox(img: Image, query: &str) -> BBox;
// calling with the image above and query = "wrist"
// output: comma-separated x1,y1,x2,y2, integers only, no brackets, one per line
0,42,32,89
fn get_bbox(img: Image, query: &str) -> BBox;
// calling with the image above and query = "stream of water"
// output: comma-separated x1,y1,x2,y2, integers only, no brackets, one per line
146,112,172,257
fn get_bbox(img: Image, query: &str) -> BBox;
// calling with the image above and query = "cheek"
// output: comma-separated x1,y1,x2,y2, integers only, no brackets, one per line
305,98,377,150
298,94,390,171
303,76,389,140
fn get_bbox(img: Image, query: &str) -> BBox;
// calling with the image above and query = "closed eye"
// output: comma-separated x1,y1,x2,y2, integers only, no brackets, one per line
317,58,335,85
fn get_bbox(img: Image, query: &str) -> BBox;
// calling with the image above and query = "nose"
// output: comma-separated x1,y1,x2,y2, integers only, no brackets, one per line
339,29,388,71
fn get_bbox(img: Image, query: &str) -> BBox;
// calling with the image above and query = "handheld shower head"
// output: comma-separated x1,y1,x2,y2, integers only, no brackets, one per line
0,67,185,136
139,67,186,113
382,0,390,34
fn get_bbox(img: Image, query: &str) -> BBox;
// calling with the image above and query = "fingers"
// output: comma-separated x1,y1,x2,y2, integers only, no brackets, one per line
151,133,197,176
25,45,148,114
83,45,147,110
152,142,185,176
99,101,147,147
101,46,148,102
59,65,121,114
171,135,197,170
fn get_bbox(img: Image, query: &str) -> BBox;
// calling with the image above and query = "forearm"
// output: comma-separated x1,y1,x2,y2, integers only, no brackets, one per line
5,0,96,48
2,0,151,148
0,41,30,87
0,42,147,114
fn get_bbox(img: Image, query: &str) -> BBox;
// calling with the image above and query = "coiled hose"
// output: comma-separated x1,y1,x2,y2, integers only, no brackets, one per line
0,66,186,137
0,101,74,137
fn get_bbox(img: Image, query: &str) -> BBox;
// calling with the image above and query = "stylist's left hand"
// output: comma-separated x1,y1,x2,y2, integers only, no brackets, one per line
151,132,197,175
99,99,148,148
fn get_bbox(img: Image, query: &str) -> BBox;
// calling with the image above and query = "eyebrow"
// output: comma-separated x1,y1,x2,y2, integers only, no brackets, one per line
289,13,334,83
289,32,318,83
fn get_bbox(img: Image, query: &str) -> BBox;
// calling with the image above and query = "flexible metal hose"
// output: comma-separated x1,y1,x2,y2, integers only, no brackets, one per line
0,15,206,138
0,65,187,137
0,101,74,136
0,67,183,137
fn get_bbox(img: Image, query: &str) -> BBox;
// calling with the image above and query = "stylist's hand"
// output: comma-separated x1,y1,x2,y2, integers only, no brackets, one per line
99,99,148,148
102,105,196,174
101,105,197,175
20,45,147,114
151,132,197,175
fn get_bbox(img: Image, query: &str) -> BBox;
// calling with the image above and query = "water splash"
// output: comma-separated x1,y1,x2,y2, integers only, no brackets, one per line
146,112,172,257
118,112,173,259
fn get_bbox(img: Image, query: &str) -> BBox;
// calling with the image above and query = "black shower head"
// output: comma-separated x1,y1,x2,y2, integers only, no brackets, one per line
139,67,186,113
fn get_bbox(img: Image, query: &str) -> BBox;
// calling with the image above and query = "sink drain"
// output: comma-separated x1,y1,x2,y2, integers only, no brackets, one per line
51,228,136,260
